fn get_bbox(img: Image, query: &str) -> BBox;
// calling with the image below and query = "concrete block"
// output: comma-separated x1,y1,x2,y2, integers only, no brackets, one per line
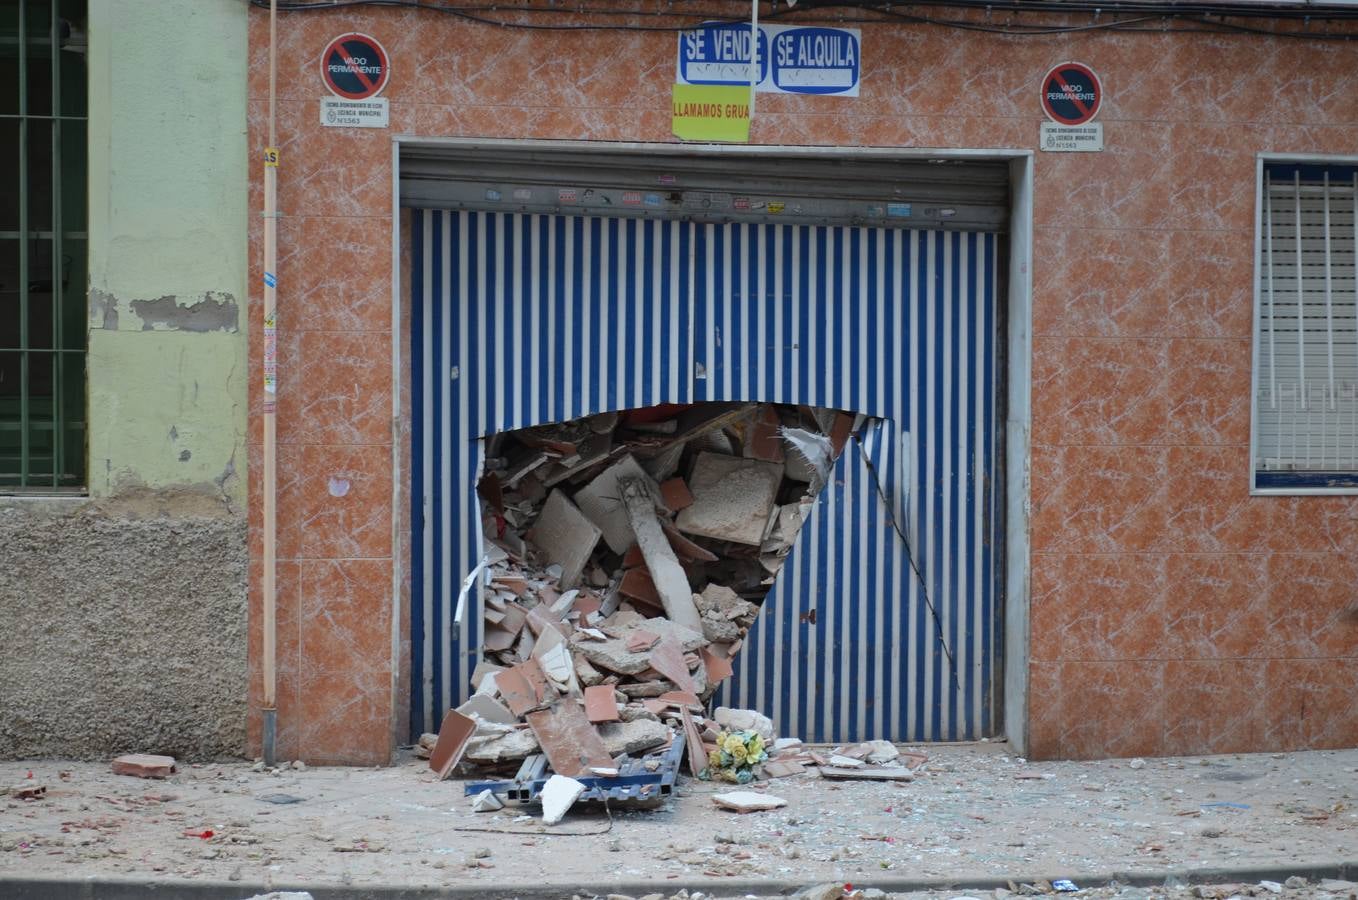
529,489,602,590
675,452,782,546
111,754,176,779
572,455,664,554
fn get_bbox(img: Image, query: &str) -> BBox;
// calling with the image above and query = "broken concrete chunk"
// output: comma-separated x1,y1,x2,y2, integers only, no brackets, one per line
619,477,704,634
860,739,900,764
111,754,177,779
528,489,602,590
827,754,865,768
597,718,671,756
573,651,605,687
464,727,539,763
711,790,788,813
713,707,775,741
696,583,757,623
572,455,665,554
540,774,586,826
471,789,504,812
571,617,706,676
676,452,783,546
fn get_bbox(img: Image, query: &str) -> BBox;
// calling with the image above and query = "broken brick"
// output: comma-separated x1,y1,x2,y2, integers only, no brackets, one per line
111,755,177,779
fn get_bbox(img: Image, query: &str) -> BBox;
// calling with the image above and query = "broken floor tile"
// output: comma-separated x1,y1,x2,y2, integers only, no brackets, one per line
584,684,621,723
429,710,478,780
711,790,787,813
523,700,614,778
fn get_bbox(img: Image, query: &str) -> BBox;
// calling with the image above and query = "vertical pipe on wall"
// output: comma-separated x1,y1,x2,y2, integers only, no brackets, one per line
261,0,279,767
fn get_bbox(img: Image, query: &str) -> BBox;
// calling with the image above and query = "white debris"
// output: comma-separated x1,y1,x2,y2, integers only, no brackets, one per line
470,789,504,812
711,790,788,813
827,754,866,768
713,706,775,741
540,774,586,825
860,739,900,764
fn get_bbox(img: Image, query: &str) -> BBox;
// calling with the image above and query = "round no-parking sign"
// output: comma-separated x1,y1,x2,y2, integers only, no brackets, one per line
1041,62,1101,126
321,33,389,99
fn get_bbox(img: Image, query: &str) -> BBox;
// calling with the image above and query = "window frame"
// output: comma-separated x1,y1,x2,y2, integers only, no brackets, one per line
1250,152,1358,496
0,0,87,494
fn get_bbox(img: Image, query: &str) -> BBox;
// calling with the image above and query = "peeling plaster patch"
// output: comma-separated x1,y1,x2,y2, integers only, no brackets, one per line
128,292,239,333
89,289,119,330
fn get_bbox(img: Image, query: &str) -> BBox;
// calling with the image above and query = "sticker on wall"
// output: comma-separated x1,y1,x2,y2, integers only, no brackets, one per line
677,21,860,97
320,33,390,128
671,83,751,143
1039,61,1103,152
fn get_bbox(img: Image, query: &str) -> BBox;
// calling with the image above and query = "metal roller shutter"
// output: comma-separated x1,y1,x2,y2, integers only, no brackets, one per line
406,147,1006,742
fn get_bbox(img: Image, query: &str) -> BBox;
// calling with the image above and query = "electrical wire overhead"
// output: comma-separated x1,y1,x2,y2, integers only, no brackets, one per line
246,0,1358,40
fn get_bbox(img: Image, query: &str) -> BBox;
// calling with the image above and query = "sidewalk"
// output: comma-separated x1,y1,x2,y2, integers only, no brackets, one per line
2,742,1356,898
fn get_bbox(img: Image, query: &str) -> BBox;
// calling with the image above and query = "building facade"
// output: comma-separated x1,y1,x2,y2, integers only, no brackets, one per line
4,0,1356,765
1,0,249,760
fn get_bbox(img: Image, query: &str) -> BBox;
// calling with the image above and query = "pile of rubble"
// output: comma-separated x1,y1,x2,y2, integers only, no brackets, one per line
417,401,863,818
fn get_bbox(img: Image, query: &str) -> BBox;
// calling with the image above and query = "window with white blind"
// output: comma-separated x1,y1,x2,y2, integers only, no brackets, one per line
1253,162,1358,492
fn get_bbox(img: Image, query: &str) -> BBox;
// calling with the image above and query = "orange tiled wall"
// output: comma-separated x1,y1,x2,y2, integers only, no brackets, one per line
247,6,1358,763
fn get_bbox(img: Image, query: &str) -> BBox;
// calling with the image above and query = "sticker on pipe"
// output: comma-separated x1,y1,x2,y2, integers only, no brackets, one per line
320,32,390,128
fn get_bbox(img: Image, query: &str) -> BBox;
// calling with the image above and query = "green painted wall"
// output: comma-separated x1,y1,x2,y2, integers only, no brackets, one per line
85,0,248,503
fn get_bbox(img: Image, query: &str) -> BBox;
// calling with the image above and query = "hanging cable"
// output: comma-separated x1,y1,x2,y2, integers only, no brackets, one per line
245,0,1358,39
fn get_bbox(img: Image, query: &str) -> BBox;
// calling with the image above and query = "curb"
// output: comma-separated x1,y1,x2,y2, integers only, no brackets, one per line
3,860,1355,899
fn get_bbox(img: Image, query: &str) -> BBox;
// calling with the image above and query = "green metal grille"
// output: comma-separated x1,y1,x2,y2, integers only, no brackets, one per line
1,0,86,490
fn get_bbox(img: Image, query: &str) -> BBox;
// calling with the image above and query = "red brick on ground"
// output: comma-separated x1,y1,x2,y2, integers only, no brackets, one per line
111,755,177,779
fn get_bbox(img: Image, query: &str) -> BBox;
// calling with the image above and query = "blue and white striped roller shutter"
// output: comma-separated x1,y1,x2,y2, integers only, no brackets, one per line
410,210,1003,743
